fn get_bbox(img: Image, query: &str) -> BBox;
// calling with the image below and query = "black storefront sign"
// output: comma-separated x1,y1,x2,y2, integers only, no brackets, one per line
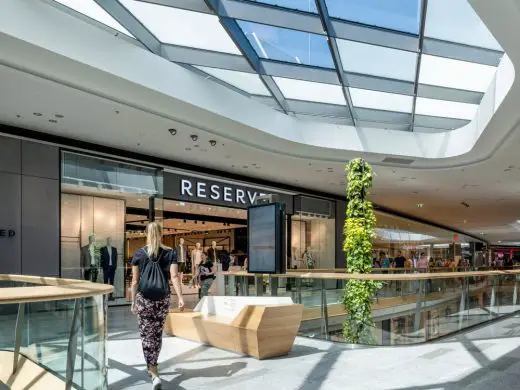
164,173,293,213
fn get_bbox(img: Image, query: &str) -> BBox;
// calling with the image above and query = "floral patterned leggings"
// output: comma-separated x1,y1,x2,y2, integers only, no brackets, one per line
135,292,171,367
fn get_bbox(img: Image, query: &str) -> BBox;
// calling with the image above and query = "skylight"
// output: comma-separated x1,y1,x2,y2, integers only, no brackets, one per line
120,0,241,54
350,88,413,113
274,77,346,105
419,55,497,92
337,40,417,81
50,0,504,132
195,66,271,96
415,97,478,120
53,0,133,37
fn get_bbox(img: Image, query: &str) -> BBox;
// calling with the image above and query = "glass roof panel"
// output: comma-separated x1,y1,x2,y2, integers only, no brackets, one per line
238,21,334,68
53,0,133,36
419,55,497,92
274,77,346,105
349,88,413,113
337,40,417,81
120,0,241,54
415,97,477,120
194,66,271,96
425,0,502,51
250,0,318,13
325,0,422,34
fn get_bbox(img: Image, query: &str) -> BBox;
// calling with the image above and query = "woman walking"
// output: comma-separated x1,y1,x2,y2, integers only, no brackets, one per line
131,222,184,389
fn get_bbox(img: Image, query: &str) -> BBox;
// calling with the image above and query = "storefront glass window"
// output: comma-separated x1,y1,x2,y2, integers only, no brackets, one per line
291,196,335,270
373,211,485,269
60,152,163,301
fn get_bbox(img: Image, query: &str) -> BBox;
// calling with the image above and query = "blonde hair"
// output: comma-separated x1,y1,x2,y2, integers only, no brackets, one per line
146,222,164,258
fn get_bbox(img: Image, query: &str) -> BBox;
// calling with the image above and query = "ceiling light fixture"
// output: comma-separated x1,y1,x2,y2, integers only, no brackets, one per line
168,128,177,136
417,203,424,208
190,134,198,142
209,140,217,146
33,112,42,116
55,114,64,118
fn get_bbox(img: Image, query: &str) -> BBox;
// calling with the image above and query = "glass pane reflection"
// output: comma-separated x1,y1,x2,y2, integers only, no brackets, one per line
325,0,422,34
238,21,334,68
250,0,317,13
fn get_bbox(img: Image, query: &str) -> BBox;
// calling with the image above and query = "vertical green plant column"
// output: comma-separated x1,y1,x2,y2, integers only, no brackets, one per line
341,158,380,344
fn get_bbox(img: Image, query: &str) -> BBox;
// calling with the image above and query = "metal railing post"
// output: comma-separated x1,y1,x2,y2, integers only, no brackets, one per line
296,278,302,304
321,280,329,340
65,299,81,390
12,302,25,374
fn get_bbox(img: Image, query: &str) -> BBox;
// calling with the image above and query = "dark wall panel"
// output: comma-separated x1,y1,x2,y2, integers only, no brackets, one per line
22,176,59,276
0,172,21,274
335,200,346,268
22,141,59,179
0,137,21,174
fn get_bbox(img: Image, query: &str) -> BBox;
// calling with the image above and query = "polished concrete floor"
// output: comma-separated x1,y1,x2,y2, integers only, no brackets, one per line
107,307,520,390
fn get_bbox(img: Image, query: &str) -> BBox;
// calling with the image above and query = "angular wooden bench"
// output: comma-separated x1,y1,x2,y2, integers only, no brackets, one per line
164,296,303,360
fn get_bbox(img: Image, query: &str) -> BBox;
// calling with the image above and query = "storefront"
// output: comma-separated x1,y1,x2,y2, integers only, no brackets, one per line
59,151,338,301
0,132,487,298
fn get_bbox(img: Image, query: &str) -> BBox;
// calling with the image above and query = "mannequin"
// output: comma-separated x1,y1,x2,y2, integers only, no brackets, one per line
176,237,188,283
81,234,99,282
303,247,314,269
191,242,203,277
207,241,219,263
100,237,117,299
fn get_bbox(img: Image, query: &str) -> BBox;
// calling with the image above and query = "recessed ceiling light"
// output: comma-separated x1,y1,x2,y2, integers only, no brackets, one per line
16,115,21,118
33,112,42,116
168,128,177,136
209,140,217,146
190,134,198,141
417,203,424,208
55,114,64,118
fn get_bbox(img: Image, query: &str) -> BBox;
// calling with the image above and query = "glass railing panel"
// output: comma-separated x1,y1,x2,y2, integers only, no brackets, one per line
224,271,520,346
0,295,108,389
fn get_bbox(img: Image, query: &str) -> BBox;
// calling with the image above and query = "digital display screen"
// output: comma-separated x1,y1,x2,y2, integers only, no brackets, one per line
248,204,277,273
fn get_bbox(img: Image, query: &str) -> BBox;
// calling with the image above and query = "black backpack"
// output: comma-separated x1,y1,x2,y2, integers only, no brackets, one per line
139,249,170,301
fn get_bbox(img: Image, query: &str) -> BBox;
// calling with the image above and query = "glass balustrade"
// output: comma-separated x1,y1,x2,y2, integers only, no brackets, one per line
224,271,520,345
0,280,109,389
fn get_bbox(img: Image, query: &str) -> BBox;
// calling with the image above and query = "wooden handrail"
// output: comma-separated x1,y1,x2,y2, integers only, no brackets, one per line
287,266,518,273
223,269,520,281
0,274,113,304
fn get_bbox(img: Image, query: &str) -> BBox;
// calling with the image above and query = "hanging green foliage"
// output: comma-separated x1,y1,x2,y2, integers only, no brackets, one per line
342,158,381,344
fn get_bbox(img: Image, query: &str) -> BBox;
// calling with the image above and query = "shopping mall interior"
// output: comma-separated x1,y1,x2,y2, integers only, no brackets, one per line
2,0,520,389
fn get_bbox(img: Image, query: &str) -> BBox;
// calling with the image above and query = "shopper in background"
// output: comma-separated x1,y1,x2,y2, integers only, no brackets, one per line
130,222,184,390
196,252,215,299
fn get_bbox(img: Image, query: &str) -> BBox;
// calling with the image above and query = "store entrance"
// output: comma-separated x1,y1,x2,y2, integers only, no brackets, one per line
125,199,248,287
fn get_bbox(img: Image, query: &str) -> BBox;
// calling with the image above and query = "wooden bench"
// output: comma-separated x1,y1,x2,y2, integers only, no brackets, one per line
164,296,303,360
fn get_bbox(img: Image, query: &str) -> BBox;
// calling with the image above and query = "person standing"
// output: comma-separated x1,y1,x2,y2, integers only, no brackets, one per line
100,237,117,300
131,222,184,389
196,252,215,299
